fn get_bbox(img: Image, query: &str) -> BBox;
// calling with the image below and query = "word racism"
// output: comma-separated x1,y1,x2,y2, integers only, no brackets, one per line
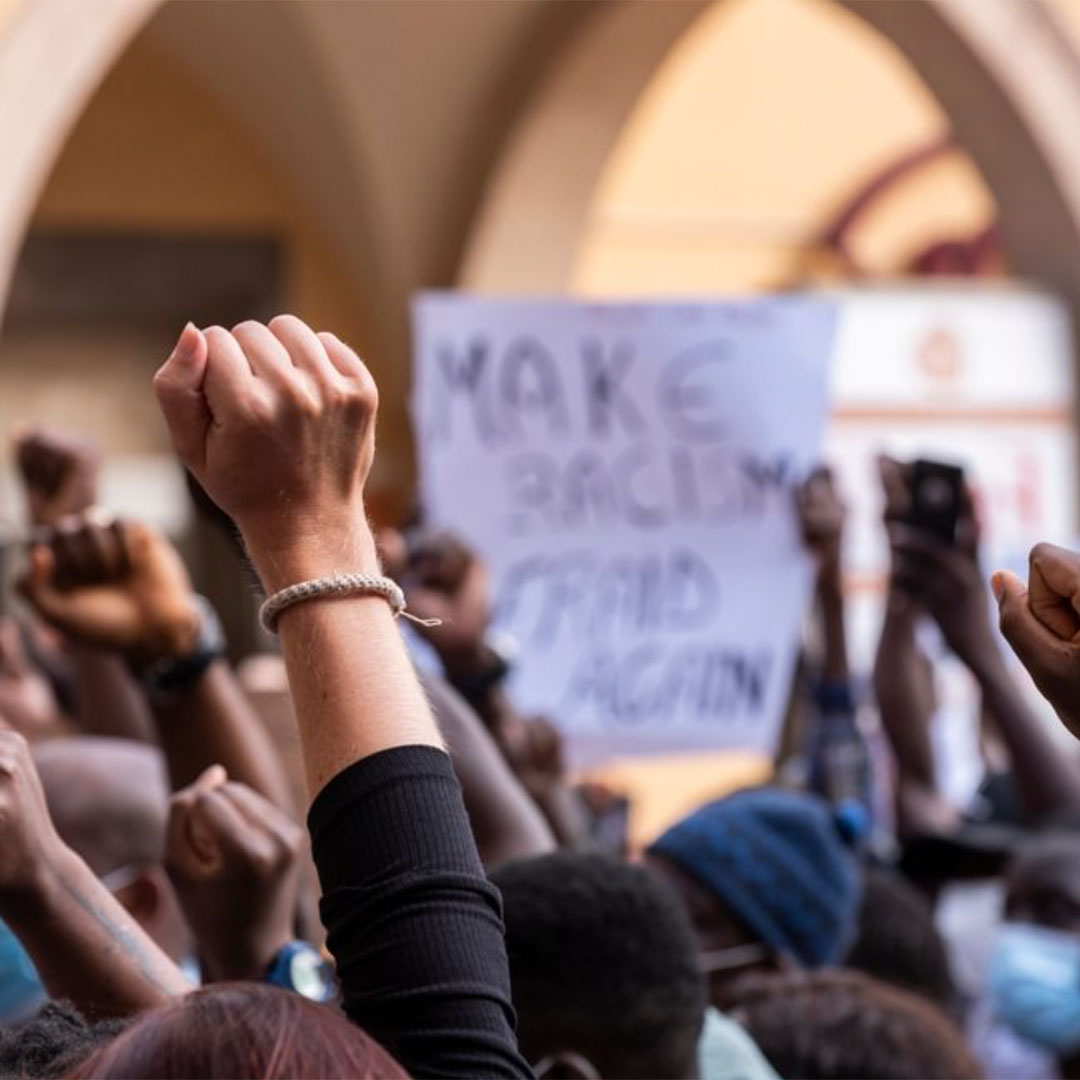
427,333,796,534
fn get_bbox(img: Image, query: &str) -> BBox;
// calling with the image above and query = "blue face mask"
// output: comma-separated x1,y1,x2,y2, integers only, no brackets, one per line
989,922,1080,1055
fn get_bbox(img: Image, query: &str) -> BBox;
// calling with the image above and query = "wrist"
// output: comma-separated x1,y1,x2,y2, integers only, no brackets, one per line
245,519,379,595
137,598,226,707
1,841,84,916
817,563,843,599
201,936,287,984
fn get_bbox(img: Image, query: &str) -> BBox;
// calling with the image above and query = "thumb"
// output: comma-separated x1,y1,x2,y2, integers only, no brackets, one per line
992,569,1053,674
16,546,61,621
18,547,132,650
153,323,211,470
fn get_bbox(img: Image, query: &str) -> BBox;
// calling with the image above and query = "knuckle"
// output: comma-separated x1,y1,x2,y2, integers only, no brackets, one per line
342,380,377,417
0,731,27,757
288,388,322,420
1030,542,1055,567
279,821,304,856
248,847,278,876
231,319,265,337
268,313,301,336
244,391,279,428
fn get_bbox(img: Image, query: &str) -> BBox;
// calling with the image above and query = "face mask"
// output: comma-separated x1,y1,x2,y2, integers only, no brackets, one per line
989,922,1080,1054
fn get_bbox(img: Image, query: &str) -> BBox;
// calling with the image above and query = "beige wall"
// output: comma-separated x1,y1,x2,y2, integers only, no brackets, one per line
5,32,401,500
32,34,369,376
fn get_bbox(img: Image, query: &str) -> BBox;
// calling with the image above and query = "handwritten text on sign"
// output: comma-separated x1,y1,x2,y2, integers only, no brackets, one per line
412,297,837,757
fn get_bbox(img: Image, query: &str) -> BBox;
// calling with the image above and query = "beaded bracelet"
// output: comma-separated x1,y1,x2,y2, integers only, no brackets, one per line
259,574,441,634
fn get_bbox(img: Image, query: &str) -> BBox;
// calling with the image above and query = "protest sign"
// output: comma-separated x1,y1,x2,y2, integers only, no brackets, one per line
412,296,838,759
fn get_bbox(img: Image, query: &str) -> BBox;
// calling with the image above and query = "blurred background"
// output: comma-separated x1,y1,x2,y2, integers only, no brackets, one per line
3,0,1080,829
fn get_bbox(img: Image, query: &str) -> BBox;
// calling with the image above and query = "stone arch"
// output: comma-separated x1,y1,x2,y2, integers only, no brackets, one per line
462,0,1080,320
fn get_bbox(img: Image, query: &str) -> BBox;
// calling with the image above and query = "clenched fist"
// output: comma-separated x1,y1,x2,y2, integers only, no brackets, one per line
166,766,304,982
18,517,199,663
153,317,379,590
994,543,1080,739
14,429,101,529
796,467,846,590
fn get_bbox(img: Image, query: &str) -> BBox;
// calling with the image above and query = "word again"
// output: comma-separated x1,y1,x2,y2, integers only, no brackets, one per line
562,643,774,727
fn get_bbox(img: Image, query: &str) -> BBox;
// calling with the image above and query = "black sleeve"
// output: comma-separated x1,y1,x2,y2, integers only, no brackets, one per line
308,745,533,1080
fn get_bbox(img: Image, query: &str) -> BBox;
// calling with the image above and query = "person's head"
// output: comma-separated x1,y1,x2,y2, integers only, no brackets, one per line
728,969,982,1080
491,852,705,1079
1004,831,1080,931
845,867,957,1014
0,1000,123,1079
644,787,861,1005
68,983,406,1079
988,831,1080,1059
32,737,189,960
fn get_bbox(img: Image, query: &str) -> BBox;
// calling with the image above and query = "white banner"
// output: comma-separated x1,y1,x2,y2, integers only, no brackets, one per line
412,296,838,759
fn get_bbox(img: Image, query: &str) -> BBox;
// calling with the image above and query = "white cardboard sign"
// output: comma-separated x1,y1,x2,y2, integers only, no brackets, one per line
412,296,837,759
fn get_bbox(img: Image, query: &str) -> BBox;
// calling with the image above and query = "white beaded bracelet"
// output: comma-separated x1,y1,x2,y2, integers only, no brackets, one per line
259,574,441,634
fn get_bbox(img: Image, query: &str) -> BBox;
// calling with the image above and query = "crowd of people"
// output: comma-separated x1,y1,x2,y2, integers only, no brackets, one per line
0,314,1075,1078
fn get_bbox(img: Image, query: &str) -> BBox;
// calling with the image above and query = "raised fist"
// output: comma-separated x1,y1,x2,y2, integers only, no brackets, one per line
18,516,199,662
995,544,1080,739
14,429,101,529
166,766,304,982
153,317,379,589
796,467,846,588
381,529,492,671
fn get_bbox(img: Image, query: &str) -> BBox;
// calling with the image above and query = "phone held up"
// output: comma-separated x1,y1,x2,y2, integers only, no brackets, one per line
907,458,965,546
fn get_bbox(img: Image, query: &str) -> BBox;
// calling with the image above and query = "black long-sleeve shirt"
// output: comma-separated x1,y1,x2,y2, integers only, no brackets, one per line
308,745,533,1080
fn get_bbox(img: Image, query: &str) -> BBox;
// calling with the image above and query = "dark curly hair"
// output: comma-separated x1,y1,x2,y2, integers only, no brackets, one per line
845,867,958,1014
0,1001,124,1079
492,852,705,1079
729,969,982,1080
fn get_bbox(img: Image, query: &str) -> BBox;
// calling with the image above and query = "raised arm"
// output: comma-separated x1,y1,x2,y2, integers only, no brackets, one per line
18,517,292,813
891,501,1080,824
419,669,556,867
13,429,155,744
165,767,308,986
797,466,850,685
152,317,531,1079
995,543,1080,744
0,730,188,1017
386,528,588,847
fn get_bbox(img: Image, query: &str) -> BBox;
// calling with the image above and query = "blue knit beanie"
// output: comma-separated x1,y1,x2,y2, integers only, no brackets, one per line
648,787,861,968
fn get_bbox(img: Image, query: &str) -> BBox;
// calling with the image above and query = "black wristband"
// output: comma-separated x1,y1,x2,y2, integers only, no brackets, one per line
137,595,226,705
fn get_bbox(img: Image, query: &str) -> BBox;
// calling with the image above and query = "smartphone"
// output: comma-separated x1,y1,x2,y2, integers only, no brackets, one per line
908,458,965,545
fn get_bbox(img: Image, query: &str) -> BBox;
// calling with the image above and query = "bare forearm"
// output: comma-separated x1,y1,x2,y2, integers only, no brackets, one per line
530,785,590,849
153,662,293,811
874,608,959,835
421,672,555,865
447,679,587,848
1,848,188,1017
972,653,1080,821
70,647,156,742
818,582,849,684
253,531,442,801
874,611,938,788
